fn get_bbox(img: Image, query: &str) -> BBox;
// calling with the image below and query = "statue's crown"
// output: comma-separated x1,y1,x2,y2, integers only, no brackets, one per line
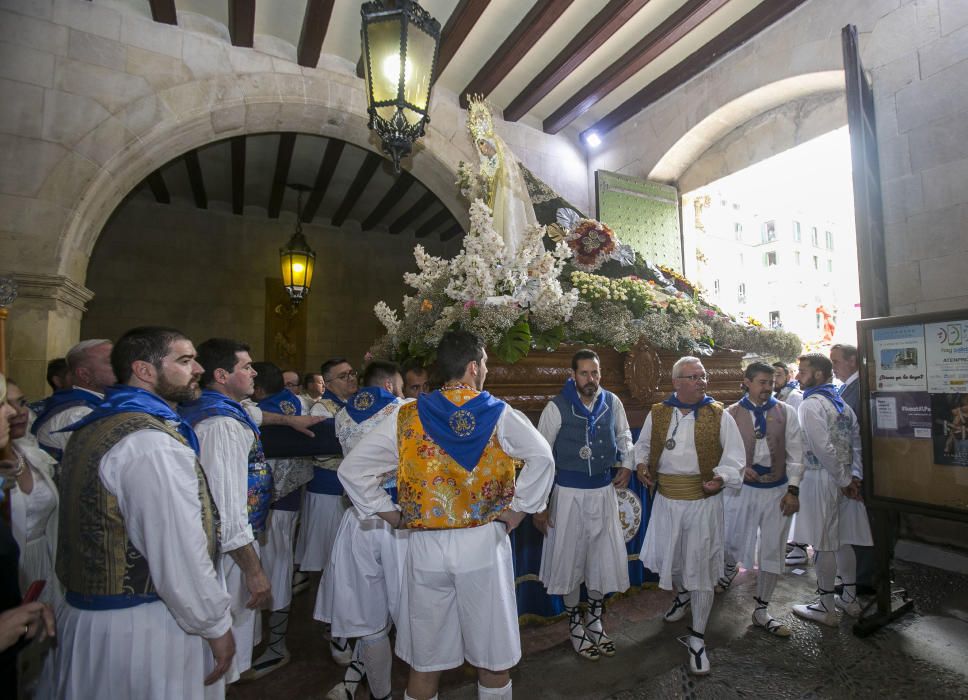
466,94,494,141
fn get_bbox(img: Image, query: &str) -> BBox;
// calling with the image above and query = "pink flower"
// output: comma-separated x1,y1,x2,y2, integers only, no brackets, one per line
364,351,374,361
463,300,478,310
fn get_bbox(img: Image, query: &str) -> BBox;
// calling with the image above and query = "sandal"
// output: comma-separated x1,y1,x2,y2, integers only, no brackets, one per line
565,604,600,661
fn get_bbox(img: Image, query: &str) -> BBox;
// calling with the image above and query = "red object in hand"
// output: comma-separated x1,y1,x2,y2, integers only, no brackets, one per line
22,580,46,604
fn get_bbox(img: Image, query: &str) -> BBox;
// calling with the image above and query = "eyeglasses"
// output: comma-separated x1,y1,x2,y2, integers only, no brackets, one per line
676,373,708,382
331,370,357,381
284,381,300,389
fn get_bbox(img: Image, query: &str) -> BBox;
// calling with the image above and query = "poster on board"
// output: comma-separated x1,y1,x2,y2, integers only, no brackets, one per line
872,325,927,391
925,319,968,393
872,391,932,438
932,393,968,467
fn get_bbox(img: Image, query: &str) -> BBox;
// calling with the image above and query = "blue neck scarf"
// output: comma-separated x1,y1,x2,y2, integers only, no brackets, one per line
31,388,102,435
417,388,505,471
257,389,302,416
663,393,715,417
345,386,398,424
322,389,347,410
739,395,778,437
63,385,200,455
785,381,799,390
560,378,607,438
180,390,261,436
803,383,845,414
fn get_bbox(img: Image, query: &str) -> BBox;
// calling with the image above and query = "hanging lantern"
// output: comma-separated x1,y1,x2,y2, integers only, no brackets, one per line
361,0,441,173
280,186,315,306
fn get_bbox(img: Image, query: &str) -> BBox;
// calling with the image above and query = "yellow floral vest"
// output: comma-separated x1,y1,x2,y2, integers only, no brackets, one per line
396,388,516,530
648,402,724,492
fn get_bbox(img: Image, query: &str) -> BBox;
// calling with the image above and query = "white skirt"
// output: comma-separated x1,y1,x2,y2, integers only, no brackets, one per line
395,523,520,673
792,469,873,551
538,485,630,595
294,492,347,571
20,536,62,607
639,492,724,592
314,508,410,637
219,543,262,679
262,510,299,611
49,599,218,700
722,484,792,574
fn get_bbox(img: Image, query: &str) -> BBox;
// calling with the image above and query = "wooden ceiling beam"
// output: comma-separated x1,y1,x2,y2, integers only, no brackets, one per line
583,0,809,138
388,191,436,234
183,150,207,209
414,207,452,238
228,0,256,47
331,151,383,227
298,0,335,68
301,138,346,223
503,0,650,122
361,172,415,230
459,0,572,109
148,0,177,25
146,170,170,204
543,0,729,135
267,133,297,219
437,0,490,76
230,136,245,215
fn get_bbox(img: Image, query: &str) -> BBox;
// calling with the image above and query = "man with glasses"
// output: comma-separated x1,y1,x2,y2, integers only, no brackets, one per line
634,357,744,675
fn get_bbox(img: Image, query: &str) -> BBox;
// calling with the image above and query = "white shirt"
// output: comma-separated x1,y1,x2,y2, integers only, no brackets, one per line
338,403,556,518
734,400,805,487
335,399,409,456
36,387,103,456
536,388,634,471
100,429,232,638
798,395,862,487
633,400,745,488
194,416,256,553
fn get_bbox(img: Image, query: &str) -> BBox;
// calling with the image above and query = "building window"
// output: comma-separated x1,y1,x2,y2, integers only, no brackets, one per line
720,199,727,208
739,253,744,266
769,311,781,328
762,220,776,242
738,283,746,303
734,222,743,240
795,251,801,265
812,255,819,270
733,203,740,210
825,230,834,250
764,251,777,266
811,226,819,247
827,258,833,272
793,220,801,242
713,279,721,296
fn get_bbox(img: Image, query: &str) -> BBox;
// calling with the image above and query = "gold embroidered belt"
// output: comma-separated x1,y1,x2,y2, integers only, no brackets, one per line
657,473,706,501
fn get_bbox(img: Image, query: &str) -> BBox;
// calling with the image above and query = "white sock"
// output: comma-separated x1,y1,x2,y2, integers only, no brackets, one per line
836,544,858,601
478,680,512,699
359,628,392,699
756,572,778,602
563,587,581,608
690,590,713,636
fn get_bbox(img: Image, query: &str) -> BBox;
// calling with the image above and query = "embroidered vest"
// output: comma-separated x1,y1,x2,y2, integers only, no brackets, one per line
726,402,788,487
245,434,273,535
550,392,618,489
396,394,516,530
57,413,219,599
647,402,724,488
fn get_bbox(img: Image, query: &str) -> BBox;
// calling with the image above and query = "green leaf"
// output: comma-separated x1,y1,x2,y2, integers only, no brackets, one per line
494,317,532,364
532,324,564,352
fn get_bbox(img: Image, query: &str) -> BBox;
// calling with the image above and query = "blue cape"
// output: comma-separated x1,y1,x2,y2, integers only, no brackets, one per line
739,395,779,436
179,390,261,436
560,378,607,438
417,389,505,471
64,385,200,455
803,384,845,414
31,388,102,436
663,393,715,417
257,389,302,416
345,386,398,424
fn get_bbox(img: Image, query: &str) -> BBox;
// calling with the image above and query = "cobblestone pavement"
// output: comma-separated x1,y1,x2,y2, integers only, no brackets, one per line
232,560,968,699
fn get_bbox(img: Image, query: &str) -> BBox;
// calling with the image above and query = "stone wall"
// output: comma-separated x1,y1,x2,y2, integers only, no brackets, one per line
82,200,460,375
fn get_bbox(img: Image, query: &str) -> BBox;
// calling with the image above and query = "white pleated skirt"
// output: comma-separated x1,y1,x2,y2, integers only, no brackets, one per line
640,492,724,592
792,468,873,551
314,507,409,637
538,484,630,595
262,510,299,612
219,544,261,680
294,492,347,571
722,484,792,574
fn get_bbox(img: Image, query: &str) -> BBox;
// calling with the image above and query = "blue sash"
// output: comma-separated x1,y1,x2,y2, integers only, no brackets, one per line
560,378,607,438
803,384,845,414
258,389,302,416
417,390,505,471
66,591,160,610
345,386,398,424
64,386,199,455
662,393,715,417
32,388,102,436
739,395,778,437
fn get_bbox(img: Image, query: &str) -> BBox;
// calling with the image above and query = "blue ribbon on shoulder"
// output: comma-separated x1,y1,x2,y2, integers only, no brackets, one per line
417,389,505,471
560,378,607,438
803,384,845,414
63,385,200,455
31,388,102,435
739,395,778,437
322,389,347,410
662,393,714,417
345,386,398,424
179,390,261,436
257,389,303,416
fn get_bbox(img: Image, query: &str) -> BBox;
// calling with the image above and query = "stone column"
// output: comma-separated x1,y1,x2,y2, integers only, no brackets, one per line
2,274,94,401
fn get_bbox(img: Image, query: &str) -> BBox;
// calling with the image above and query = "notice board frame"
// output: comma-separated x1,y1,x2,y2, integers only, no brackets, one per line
859,309,968,523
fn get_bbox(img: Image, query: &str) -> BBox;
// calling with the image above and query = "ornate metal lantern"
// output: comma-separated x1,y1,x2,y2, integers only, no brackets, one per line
279,185,315,306
361,0,441,173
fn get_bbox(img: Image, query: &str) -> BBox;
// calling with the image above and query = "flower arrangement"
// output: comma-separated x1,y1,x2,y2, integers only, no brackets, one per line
565,219,617,271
